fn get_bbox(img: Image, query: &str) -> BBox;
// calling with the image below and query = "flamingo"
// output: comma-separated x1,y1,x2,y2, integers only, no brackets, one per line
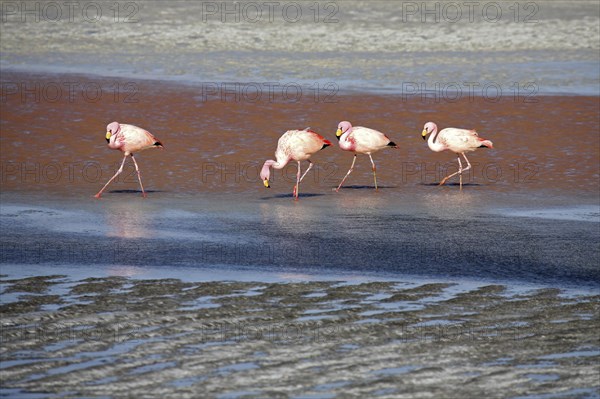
421,121,494,190
94,122,163,198
335,121,397,191
260,128,331,200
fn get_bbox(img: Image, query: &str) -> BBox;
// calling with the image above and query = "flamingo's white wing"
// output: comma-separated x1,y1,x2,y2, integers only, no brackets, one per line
352,126,391,153
439,128,482,153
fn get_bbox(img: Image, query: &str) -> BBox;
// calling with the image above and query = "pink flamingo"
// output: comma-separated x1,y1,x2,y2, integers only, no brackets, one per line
94,122,163,198
422,121,494,190
260,128,331,200
335,121,397,191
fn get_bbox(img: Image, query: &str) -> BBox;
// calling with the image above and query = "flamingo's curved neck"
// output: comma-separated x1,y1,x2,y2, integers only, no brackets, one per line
108,132,123,150
428,127,445,152
339,132,355,151
268,153,291,170
260,156,291,181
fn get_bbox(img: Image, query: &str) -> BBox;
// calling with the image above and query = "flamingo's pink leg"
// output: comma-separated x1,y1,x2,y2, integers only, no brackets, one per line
460,153,472,191
368,154,378,190
130,154,146,198
458,155,463,189
439,155,463,187
299,160,313,183
94,155,127,198
336,154,357,192
292,161,301,200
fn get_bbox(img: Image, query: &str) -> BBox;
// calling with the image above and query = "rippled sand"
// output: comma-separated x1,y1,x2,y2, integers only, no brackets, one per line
1,274,599,398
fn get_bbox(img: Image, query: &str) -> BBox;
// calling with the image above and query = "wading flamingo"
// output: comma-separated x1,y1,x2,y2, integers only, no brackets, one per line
421,121,493,190
335,121,397,191
94,122,163,198
260,128,331,200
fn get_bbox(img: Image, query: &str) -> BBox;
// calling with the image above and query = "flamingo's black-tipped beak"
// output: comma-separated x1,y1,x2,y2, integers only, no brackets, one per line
263,179,270,188
335,128,343,140
421,129,428,140
106,132,112,143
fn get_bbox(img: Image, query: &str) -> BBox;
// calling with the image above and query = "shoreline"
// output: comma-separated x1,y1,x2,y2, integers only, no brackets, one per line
2,64,599,97
2,262,599,294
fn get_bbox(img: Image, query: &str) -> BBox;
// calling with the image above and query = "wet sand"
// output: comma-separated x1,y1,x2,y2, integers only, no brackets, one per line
1,72,599,397
1,273,599,398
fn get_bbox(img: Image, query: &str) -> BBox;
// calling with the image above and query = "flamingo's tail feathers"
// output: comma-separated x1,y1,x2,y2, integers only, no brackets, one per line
322,139,332,149
154,141,164,148
387,141,398,148
479,140,493,149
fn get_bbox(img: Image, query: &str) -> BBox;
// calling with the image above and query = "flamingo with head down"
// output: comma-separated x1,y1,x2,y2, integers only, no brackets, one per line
94,122,163,198
335,121,397,192
421,121,494,190
260,128,331,200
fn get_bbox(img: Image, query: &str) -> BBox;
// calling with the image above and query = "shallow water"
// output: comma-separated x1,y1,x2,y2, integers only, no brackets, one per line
1,190,599,289
1,1,599,94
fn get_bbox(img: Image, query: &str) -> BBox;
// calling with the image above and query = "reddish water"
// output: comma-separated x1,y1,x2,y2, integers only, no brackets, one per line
1,72,598,199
